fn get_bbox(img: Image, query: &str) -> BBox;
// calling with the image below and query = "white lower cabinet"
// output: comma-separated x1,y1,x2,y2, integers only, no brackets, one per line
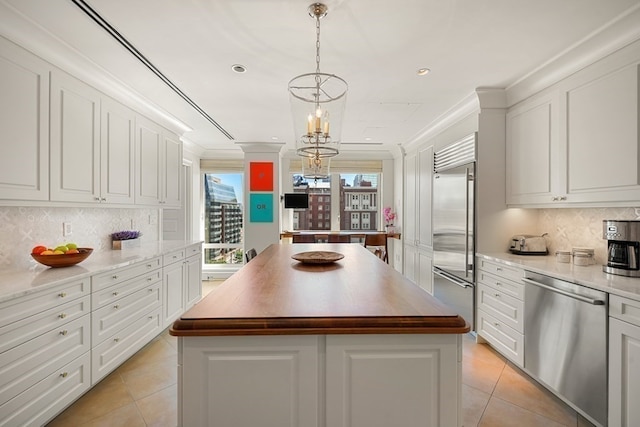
404,245,434,295
163,243,203,328
0,244,202,425
609,295,640,427
179,334,462,427
475,258,525,366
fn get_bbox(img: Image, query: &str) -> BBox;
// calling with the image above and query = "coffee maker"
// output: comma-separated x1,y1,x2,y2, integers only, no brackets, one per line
603,220,640,277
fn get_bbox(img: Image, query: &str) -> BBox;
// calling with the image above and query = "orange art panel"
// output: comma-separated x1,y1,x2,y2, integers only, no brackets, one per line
249,162,273,191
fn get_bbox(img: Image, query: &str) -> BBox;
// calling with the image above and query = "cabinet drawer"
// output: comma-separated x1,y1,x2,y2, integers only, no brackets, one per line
477,283,524,333
0,314,90,405
0,295,90,354
477,258,524,282
477,269,524,300
92,257,161,290
92,281,161,345
0,278,89,327
477,309,524,366
92,306,162,384
185,243,201,258
610,294,640,327
92,269,161,309
163,249,185,266
0,352,90,427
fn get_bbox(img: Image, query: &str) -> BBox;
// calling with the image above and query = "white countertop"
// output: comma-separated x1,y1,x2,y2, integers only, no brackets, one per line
0,240,202,303
478,252,640,302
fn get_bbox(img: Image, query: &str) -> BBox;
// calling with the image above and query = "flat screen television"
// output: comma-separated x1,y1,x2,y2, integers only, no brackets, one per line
283,193,309,209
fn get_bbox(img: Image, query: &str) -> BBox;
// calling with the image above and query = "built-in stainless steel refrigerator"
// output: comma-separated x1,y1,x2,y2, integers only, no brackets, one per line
432,134,476,331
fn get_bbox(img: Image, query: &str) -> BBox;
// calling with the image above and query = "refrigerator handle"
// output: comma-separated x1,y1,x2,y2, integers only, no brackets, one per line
433,267,473,289
464,167,470,279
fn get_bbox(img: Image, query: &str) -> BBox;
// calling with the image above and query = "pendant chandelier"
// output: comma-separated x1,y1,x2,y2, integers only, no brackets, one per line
288,2,348,181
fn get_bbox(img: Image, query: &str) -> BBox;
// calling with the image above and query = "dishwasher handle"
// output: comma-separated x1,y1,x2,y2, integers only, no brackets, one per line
522,277,605,305
433,267,473,289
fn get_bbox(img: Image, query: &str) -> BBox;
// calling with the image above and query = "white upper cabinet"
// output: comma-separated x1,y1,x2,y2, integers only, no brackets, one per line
100,96,135,204
506,94,560,205
563,63,640,203
0,37,49,201
135,116,162,206
50,70,101,203
135,116,182,207
162,131,182,208
506,42,640,207
417,145,433,250
404,152,417,246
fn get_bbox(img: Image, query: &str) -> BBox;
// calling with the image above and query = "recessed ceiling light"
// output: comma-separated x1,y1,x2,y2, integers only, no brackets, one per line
231,64,247,73
417,68,430,76
364,137,373,141
271,136,279,140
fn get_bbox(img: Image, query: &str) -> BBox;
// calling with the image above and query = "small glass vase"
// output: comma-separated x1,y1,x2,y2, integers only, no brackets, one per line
385,224,395,234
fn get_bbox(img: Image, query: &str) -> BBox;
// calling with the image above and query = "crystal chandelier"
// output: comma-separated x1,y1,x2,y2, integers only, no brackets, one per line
288,2,347,181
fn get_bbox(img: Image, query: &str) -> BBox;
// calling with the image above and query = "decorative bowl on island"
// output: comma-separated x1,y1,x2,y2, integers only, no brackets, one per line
31,248,93,268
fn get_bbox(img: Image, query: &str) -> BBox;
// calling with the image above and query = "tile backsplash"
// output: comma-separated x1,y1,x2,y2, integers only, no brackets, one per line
0,207,159,270
539,207,640,264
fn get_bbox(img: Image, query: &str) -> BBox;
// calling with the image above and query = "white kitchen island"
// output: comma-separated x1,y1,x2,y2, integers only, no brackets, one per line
171,244,470,427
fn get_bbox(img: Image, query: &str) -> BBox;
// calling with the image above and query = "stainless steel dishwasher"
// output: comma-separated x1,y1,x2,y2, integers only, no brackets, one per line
523,271,607,427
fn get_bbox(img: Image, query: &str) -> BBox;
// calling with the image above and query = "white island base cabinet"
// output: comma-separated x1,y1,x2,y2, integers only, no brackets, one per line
179,334,462,427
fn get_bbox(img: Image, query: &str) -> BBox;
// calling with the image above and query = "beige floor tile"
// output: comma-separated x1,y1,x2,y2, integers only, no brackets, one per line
462,354,505,394
81,403,146,427
46,371,133,426
492,363,577,426
117,337,177,374
119,355,178,400
463,334,507,368
136,385,178,427
479,397,568,427
463,383,491,427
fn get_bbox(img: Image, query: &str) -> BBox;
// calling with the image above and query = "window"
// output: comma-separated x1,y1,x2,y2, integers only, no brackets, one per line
290,172,380,231
203,173,244,265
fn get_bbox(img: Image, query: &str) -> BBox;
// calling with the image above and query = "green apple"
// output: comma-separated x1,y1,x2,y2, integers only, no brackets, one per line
54,245,69,253
66,242,78,250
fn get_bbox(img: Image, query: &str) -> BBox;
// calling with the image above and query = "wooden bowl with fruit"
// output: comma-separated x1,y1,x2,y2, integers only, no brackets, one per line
31,244,93,268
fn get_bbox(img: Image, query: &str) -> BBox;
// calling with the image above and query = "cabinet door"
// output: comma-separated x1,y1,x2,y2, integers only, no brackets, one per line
417,251,433,295
101,96,135,204
565,64,640,203
162,131,182,207
609,317,640,427
506,94,559,205
417,146,433,249
163,261,185,328
135,116,162,205
326,334,460,427
404,152,417,245
403,244,417,284
185,254,201,309
50,70,101,202
0,37,49,201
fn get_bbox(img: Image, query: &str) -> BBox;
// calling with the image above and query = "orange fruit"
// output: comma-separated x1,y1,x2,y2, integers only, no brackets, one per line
31,245,47,255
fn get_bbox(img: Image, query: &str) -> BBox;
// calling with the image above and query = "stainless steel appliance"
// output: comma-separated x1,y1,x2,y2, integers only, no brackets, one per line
523,271,607,427
603,219,640,277
433,134,475,330
508,234,548,255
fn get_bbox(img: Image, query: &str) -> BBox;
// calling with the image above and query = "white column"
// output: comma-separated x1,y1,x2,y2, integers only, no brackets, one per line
237,142,285,254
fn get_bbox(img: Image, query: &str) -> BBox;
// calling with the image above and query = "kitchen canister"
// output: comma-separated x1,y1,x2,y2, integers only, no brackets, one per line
555,250,571,263
572,247,595,266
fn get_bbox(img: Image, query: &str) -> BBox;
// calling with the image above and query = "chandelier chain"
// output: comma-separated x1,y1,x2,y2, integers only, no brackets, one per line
315,15,321,89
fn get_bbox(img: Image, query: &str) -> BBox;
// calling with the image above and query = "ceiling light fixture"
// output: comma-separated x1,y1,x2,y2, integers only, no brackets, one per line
417,68,431,76
231,64,247,73
288,2,347,182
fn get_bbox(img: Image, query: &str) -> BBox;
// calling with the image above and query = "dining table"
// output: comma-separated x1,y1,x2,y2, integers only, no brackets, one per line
171,243,469,427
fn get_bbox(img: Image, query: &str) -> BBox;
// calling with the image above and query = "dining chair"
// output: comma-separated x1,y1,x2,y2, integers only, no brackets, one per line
245,248,257,262
364,233,388,263
292,234,316,243
328,234,350,243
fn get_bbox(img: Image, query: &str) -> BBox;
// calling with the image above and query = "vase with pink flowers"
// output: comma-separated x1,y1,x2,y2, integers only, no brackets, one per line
383,207,396,233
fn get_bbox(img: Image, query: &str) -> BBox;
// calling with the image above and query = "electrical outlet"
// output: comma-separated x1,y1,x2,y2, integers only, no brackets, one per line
149,214,157,225
131,219,135,229
63,222,72,236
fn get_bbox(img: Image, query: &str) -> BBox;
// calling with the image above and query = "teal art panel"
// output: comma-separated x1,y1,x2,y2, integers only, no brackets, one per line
249,193,273,222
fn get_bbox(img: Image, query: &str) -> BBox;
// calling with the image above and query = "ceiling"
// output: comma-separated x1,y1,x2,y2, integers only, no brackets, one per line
2,0,640,156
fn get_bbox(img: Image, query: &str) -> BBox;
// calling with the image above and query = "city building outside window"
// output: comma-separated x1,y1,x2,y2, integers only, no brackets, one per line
203,173,244,265
290,173,380,231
